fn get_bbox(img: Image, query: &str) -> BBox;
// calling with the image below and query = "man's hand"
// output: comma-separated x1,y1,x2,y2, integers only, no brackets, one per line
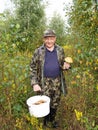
63,62,71,70
33,84,41,92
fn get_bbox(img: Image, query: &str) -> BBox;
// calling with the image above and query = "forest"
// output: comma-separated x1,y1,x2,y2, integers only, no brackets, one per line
0,0,98,130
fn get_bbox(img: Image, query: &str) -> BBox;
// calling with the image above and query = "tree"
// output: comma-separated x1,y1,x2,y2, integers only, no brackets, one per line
48,13,67,46
3,0,46,51
68,0,98,45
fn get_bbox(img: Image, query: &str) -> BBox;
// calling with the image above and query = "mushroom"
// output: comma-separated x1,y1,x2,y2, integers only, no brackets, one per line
64,57,73,64
33,100,46,105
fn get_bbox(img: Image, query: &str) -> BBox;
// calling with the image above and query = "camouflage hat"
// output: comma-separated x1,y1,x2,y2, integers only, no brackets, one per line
43,29,56,37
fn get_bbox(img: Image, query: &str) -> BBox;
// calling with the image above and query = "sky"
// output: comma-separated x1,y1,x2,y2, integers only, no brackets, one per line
0,0,13,12
43,0,72,20
0,0,73,21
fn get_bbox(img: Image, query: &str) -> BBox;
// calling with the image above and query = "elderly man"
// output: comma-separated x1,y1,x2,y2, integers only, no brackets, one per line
30,29,70,128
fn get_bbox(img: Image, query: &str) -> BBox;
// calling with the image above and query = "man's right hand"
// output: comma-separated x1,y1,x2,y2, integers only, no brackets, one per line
33,84,41,92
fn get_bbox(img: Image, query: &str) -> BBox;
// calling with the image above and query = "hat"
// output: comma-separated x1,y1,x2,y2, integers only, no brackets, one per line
43,29,56,37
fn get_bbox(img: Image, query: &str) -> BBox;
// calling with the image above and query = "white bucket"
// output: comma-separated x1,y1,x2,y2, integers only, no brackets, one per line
26,95,50,118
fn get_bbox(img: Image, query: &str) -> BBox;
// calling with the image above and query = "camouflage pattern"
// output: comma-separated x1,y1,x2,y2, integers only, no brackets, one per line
43,77,61,109
30,44,67,108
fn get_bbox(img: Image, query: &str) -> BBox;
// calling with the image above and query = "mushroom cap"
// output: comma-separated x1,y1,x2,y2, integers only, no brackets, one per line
64,57,73,63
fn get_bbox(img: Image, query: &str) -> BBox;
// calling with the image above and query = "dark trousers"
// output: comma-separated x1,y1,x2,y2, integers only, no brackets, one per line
44,108,57,125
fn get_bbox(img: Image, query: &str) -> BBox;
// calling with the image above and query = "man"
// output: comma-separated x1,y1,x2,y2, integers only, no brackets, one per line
30,29,71,128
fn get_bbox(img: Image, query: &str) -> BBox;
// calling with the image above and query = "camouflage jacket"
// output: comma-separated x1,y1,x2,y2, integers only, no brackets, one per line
30,44,67,95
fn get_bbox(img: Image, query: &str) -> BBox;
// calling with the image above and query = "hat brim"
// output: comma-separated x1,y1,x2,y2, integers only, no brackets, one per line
43,34,56,37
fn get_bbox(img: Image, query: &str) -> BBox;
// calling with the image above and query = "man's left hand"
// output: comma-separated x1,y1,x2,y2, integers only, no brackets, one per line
63,62,71,70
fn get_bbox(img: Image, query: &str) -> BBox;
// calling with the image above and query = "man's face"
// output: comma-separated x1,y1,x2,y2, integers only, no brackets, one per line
43,36,56,48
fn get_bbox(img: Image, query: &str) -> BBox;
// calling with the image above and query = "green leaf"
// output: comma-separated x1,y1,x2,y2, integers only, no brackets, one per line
13,103,22,112
16,24,20,29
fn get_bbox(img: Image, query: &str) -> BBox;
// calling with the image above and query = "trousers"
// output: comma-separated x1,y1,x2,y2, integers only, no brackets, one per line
44,108,57,125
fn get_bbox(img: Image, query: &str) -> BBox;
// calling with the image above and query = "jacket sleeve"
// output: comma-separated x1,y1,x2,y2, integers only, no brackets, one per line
30,49,39,86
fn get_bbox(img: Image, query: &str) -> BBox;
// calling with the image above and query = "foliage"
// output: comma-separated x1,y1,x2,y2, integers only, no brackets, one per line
0,0,46,52
0,42,44,130
54,0,98,129
0,38,98,130
68,0,98,43
48,13,67,46
0,0,98,130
